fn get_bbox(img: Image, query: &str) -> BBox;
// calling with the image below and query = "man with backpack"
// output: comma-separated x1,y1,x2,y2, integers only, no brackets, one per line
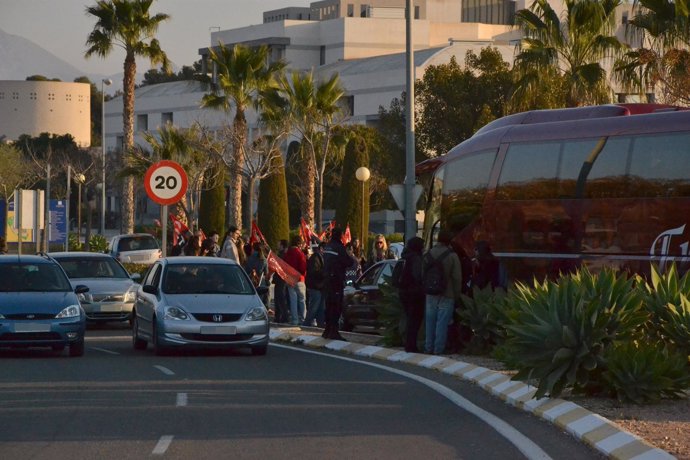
394,237,425,353
304,242,327,327
423,229,463,355
321,227,352,340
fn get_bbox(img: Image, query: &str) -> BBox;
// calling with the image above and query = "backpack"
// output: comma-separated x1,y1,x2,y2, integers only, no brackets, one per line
423,248,453,295
391,259,406,288
306,252,325,290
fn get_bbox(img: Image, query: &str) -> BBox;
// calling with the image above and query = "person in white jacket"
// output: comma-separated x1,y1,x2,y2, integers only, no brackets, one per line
220,226,241,262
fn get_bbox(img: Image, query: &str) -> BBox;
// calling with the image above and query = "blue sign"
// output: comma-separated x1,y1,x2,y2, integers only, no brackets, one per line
50,200,67,244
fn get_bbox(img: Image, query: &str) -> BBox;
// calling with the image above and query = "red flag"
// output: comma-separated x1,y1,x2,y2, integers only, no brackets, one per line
169,213,190,246
342,224,351,245
266,250,301,287
250,220,267,247
300,218,312,247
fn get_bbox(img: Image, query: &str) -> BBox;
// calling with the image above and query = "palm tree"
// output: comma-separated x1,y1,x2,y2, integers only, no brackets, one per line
512,0,626,108
201,43,285,231
280,71,346,229
613,0,690,105
85,0,170,233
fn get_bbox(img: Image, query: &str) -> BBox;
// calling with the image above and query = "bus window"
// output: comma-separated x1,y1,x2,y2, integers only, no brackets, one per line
497,142,559,200
629,133,690,197
559,139,604,197
585,137,630,198
441,149,496,232
423,165,445,248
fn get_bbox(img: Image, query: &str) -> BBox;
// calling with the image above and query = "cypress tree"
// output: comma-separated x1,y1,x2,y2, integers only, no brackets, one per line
199,164,226,234
335,135,369,251
257,153,290,250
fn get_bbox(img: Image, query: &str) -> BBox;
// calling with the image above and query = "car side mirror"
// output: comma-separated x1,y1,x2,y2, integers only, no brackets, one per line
74,285,89,294
255,286,269,296
142,284,158,295
130,273,142,282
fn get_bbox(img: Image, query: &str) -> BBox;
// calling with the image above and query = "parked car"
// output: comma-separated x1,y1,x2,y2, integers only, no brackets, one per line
341,259,400,333
108,233,161,265
50,252,141,324
132,257,270,355
0,254,88,356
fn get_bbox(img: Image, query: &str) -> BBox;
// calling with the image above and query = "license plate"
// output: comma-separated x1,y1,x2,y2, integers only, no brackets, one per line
200,326,236,335
14,323,51,333
98,304,122,312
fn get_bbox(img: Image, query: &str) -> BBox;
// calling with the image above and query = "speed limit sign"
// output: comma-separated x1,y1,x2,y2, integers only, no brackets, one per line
144,160,188,205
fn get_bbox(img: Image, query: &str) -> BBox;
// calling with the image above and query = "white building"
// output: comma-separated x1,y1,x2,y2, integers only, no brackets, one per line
0,80,91,146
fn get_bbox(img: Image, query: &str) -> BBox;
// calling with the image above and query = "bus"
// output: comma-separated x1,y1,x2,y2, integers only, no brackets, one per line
417,104,690,283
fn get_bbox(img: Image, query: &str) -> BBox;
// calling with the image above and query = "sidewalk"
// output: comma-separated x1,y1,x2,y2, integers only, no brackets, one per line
269,323,674,460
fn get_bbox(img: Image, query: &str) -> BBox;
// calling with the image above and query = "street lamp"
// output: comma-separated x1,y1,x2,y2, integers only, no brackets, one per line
355,166,370,248
75,173,86,244
101,78,112,235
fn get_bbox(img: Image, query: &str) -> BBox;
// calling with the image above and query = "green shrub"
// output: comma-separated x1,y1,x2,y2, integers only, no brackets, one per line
68,233,82,251
603,341,690,403
639,264,690,354
374,281,405,347
122,263,150,279
386,233,404,243
88,234,107,253
458,285,507,354
502,267,648,398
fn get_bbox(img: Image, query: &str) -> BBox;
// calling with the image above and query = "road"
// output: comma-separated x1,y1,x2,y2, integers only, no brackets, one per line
0,326,601,459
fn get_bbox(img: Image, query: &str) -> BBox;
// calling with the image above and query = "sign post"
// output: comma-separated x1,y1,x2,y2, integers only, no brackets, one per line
144,161,188,257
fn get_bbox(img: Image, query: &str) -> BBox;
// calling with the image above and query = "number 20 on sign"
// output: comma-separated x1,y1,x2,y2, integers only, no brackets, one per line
144,160,188,206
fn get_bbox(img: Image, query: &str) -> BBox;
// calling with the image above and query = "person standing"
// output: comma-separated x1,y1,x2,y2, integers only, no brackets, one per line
304,242,327,327
344,242,362,285
272,239,290,323
368,234,395,268
322,227,352,340
220,226,241,261
183,230,204,256
284,235,307,325
398,237,425,353
201,231,220,257
424,229,463,355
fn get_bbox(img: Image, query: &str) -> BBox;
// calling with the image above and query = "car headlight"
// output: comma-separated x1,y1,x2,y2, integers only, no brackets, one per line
78,292,93,303
164,306,189,320
124,287,137,303
56,305,81,319
0,313,5,319
245,306,268,321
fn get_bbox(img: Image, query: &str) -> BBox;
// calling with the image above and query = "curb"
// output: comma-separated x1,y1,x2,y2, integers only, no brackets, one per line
269,328,675,460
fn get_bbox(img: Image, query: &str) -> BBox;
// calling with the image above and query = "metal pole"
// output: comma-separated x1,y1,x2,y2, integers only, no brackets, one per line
65,166,70,252
44,165,50,252
361,181,365,244
77,181,82,245
161,204,168,257
101,79,111,235
404,0,417,241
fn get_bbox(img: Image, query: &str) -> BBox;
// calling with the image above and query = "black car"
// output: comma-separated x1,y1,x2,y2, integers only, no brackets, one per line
340,259,399,333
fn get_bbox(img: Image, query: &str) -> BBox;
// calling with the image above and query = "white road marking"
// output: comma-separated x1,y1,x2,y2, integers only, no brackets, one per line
273,343,553,460
154,365,175,376
89,347,120,355
152,435,174,455
176,392,188,407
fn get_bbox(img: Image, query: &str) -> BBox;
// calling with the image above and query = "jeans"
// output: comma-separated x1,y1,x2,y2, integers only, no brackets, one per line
424,295,454,354
304,288,325,327
287,281,306,324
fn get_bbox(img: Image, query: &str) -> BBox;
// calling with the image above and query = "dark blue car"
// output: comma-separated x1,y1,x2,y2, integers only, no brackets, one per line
0,254,89,357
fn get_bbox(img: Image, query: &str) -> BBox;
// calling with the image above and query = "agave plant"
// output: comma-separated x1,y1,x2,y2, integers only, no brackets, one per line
603,341,690,404
88,234,108,253
374,282,406,347
502,267,648,398
638,264,690,354
458,285,507,354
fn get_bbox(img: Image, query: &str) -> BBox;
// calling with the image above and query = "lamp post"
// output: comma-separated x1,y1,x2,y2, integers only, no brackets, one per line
101,78,112,235
355,166,370,247
75,173,86,245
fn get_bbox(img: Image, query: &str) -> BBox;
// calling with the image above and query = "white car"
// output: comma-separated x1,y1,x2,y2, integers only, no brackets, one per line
132,257,270,356
108,233,161,265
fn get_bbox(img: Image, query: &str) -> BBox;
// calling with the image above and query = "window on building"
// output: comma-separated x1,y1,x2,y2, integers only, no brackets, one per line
12,92,19,100
161,112,173,125
347,3,354,16
0,92,4,99
415,5,420,19
66,94,72,101
137,114,148,132
361,4,368,17
320,45,326,65
622,12,628,24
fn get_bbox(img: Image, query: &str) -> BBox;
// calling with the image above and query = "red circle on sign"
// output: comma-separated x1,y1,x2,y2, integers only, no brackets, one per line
144,160,188,205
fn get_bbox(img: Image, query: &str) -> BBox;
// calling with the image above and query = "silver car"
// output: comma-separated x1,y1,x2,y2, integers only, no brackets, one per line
132,257,269,356
50,252,140,324
108,233,162,265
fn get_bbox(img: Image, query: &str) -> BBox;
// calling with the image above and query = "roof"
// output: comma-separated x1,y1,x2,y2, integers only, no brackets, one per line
317,46,445,77
49,252,113,259
112,80,211,101
164,256,239,266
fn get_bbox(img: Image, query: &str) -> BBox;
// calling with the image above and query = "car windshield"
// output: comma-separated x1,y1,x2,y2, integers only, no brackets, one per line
162,263,255,295
118,236,158,252
55,257,130,279
0,263,73,292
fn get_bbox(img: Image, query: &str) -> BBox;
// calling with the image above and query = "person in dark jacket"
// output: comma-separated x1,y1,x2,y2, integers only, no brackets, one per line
321,227,352,340
472,240,501,289
398,237,425,353
304,242,326,327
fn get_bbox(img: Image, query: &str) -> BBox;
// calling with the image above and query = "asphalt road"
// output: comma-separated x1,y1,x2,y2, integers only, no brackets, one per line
0,326,602,459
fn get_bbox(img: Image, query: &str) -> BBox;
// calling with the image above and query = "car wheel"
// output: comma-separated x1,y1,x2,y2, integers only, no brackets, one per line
132,314,147,350
152,321,167,356
69,337,85,357
251,344,268,356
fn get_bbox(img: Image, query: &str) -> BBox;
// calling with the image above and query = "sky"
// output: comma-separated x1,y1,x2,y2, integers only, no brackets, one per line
0,0,304,75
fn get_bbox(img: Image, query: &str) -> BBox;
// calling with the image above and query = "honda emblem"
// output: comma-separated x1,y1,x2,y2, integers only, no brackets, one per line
212,314,223,323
